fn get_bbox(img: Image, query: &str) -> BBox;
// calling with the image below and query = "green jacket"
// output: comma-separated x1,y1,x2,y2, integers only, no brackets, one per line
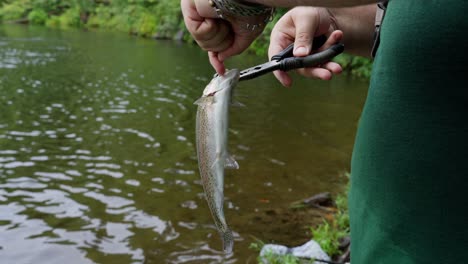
350,0,468,263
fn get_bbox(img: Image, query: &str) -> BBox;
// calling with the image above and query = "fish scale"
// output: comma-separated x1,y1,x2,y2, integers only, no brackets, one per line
195,69,240,254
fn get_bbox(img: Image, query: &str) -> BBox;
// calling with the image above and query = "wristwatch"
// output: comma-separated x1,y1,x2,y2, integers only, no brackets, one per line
208,0,275,31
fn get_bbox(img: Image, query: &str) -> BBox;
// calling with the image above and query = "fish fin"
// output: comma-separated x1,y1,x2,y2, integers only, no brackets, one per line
230,100,245,107
220,228,234,254
194,96,215,106
224,155,239,170
210,155,221,171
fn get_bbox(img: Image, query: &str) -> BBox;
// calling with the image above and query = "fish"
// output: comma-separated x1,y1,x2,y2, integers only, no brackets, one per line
195,69,240,254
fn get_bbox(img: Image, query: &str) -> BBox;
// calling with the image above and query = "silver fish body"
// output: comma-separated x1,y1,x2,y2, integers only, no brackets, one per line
195,69,240,254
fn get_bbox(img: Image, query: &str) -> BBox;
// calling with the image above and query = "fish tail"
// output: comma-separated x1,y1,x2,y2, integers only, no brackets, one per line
220,228,234,254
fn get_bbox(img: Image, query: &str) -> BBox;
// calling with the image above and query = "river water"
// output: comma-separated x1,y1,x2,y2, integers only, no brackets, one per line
0,25,368,263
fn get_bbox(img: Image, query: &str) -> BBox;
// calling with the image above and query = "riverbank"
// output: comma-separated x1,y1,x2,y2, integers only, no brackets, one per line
0,0,373,79
250,173,351,264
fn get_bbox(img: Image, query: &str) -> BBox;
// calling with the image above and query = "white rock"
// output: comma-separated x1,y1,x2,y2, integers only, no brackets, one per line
260,240,331,264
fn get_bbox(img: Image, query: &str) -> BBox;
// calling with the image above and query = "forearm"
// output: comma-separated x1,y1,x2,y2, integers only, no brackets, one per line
330,5,377,57
249,0,380,8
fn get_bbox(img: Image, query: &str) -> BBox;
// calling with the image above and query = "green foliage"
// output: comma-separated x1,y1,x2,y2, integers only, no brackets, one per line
86,5,111,28
249,8,287,57
45,7,81,28
0,1,371,79
71,0,94,13
261,250,302,264
0,0,32,20
150,0,181,38
135,10,156,36
250,173,351,262
85,1,181,38
27,8,47,25
311,173,350,257
311,220,348,257
31,0,64,13
60,7,81,28
249,239,265,252
249,240,303,264
44,14,59,27
334,53,373,79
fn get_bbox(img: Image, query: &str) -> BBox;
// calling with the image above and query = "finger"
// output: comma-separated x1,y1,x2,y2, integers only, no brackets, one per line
316,30,343,52
297,67,333,80
193,0,218,18
268,12,296,59
269,30,294,60
217,36,255,62
209,51,226,75
181,0,203,31
196,21,233,51
273,70,292,87
217,28,262,61
292,10,320,57
191,18,221,42
321,61,343,74
294,31,343,80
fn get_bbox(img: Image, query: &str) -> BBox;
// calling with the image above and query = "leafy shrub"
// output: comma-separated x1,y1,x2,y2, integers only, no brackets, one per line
86,5,110,28
334,53,373,79
135,11,156,36
45,15,60,27
0,0,372,79
32,0,63,14
0,0,32,21
59,7,81,28
312,220,348,257
46,7,81,28
28,8,48,25
151,0,181,38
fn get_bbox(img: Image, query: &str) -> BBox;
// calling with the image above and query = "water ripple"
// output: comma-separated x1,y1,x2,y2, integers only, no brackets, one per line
83,191,133,209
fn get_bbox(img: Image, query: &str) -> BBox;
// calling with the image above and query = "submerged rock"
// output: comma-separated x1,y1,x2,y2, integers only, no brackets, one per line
260,240,331,264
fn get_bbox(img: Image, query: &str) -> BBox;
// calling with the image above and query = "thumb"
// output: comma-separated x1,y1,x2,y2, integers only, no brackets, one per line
292,11,320,57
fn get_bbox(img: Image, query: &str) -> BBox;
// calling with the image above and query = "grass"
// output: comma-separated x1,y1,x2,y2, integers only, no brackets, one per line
250,172,350,263
249,239,304,264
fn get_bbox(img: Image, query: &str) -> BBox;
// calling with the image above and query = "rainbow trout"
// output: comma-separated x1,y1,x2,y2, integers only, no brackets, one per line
195,69,240,253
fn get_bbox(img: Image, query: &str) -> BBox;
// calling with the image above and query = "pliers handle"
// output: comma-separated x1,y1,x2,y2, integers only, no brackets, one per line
239,36,344,81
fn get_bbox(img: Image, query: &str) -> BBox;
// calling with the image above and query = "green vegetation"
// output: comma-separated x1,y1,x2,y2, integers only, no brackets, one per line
249,239,304,264
250,173,350,263
0,1,372,78
334,53,373,79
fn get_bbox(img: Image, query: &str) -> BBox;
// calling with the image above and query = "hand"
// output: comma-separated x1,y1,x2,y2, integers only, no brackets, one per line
181,0,269,75
268,7,343,87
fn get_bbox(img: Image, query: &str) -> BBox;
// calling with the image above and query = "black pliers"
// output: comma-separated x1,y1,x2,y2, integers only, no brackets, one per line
239,36,344,81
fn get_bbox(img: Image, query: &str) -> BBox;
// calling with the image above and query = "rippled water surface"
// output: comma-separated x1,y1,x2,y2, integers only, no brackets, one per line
0,25,368,263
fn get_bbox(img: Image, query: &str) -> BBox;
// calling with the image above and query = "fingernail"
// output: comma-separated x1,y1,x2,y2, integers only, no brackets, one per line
217,53,225,62
294,46,308,56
